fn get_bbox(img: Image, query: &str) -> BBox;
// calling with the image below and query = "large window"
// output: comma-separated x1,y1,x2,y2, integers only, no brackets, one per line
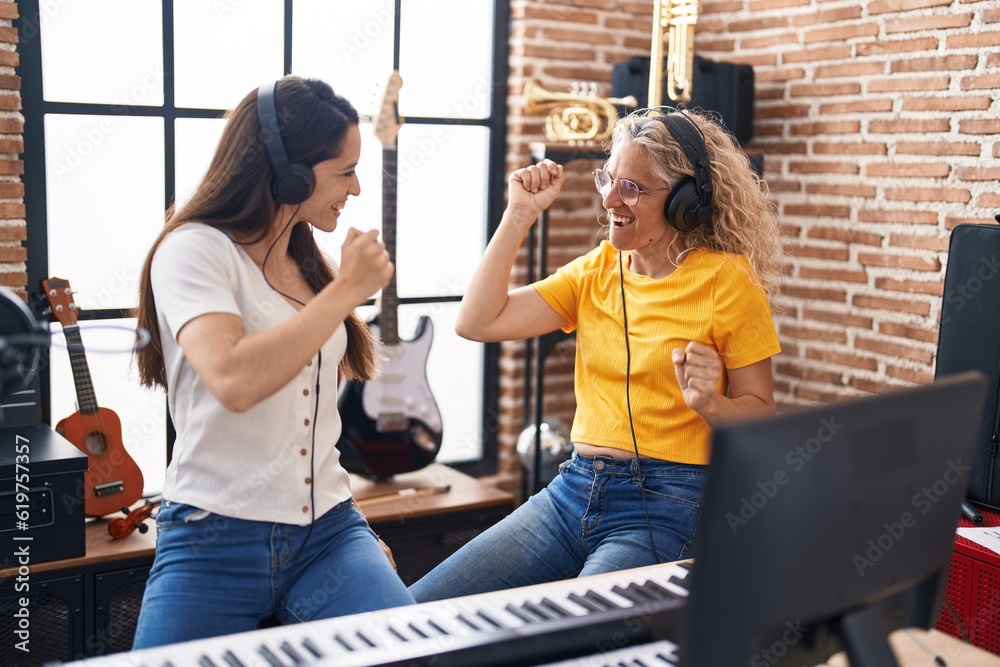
19,0,509,494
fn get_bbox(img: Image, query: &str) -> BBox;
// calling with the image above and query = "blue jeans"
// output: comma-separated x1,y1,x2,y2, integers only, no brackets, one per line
132,498,414,649
409,453,705,602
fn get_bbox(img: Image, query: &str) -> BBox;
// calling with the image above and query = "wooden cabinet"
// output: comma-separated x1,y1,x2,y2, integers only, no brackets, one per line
0,464,513,665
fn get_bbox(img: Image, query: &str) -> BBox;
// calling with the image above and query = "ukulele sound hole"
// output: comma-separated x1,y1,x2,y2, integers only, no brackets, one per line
85,432,108,456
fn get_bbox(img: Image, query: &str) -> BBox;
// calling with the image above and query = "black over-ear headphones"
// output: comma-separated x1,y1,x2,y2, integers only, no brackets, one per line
656,110,714,232
257,80,315,205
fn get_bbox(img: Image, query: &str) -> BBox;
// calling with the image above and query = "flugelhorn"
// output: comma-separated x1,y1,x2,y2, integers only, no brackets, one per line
523,79,638,143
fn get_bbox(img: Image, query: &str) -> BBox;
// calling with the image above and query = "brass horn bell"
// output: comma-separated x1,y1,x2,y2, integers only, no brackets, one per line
523,79,637,143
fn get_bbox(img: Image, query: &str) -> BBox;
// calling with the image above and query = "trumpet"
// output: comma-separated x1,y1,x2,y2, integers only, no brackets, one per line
523,79,638,143
650,0,698,106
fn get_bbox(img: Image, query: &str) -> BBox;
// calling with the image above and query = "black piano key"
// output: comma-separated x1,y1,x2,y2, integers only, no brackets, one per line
504,603,538,624
539,596,572,618
221,650,247,667
257,645,287,667
476,609,507,629
198,657,219,667
612,583,657,605
567,591,604,613
301,637,324,659
427,618,450,635
279,640,306,665
521,599,558,621
637,580,678,601
356,630,379,648
456,613,481,631
583,589,622,610
334,633,355,652
388,625,410,642
408,621,431,638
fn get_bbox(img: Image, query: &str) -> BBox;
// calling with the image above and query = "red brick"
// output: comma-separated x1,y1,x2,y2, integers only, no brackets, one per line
805,348,879,371
798,267,868,283
854,336,934,364
856,37,938,56
818,99,894,115
814,61,886,78
802,307,873,329
808,227,882,246
852,294,931,316
879,322,938,345
858,252,941,272
868,118,952,134
896,141,981,157
868,76,950,93
956,166,1000,181
790,82,862,97
945,216,998,230
774,362,845,384
0,245,25,262
946,31,1000,49
886,366,934,385
784,243,850,261
870,0,953,15
901,96,992,112
0,270,26,288
884,187,971,204
804,23,879,44
885,13,973,34
787,161,859,174
858,209,938,225
782,285,848,302
741,33,800,49
789,120,862,135
789,6,863,26
785,204,851,218
813,141,887,155
0,2,18,20
779,324,848,344
0,224,24,242
0,202,24,218
960,119,1000,135
962,73,1000,91
782,45,853,64
888,234,950,252
874,277,944,296
866,162,951,178
806,183,878,197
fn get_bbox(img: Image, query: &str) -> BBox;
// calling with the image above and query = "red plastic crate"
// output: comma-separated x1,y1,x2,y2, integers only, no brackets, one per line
937,505,1000,655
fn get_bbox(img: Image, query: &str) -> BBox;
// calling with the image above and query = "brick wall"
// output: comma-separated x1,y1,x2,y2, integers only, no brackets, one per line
0,0,23,297
500,0,1000,475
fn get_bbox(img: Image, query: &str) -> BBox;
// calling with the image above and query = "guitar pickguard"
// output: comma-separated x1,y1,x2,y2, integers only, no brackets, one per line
362,319,442,435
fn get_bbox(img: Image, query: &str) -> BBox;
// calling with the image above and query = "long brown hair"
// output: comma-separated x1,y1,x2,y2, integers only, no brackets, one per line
607,109,783,302
134,75,377,389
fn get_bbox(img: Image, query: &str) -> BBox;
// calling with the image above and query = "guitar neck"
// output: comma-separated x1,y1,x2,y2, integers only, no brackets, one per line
381,144,400,347
63,325,100,414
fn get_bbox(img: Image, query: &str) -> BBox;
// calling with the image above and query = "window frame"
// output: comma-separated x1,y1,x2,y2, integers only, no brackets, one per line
18,0,509,479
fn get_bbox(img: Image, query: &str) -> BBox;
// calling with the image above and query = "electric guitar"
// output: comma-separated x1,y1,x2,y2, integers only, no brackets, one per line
337,72,444,480
42,277,144,517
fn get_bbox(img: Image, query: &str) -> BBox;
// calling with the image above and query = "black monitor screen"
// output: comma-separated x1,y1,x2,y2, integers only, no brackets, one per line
681,371,988,667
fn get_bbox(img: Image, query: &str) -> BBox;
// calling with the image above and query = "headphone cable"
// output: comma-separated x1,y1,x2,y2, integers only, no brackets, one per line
260,208,320,606
619,251,661,564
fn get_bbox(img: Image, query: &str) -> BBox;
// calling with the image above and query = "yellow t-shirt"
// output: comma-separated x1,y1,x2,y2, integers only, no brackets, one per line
532,241,780,465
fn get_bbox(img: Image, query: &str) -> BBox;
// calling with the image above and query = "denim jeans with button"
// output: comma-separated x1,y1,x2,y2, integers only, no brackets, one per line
408,453,705,603
132,498,414,649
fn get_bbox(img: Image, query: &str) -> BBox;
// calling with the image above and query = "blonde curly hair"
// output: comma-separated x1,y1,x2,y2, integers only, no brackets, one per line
606,108,782,301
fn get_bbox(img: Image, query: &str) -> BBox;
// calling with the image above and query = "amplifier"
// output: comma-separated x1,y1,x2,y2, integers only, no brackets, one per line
0,424,87,568
612,55,755,144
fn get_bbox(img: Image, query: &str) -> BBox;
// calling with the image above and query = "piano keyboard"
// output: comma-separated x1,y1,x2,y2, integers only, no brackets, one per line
62,561,691,667
538,639,680,666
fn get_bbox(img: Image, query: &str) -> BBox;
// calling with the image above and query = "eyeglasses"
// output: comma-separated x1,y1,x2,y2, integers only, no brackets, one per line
593,169,671,207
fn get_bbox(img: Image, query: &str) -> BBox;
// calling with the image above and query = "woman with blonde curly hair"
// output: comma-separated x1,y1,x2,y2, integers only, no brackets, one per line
409,107,782,602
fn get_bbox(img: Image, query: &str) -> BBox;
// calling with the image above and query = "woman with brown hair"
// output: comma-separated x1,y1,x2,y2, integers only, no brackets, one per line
131,75,413,649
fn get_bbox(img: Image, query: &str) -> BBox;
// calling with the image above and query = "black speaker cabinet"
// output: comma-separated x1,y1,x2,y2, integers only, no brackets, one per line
0,557,150,665
0,573,84,666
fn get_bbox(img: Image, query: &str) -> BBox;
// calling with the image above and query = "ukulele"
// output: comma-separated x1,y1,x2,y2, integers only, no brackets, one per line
336,71,444,479
42,277,144,517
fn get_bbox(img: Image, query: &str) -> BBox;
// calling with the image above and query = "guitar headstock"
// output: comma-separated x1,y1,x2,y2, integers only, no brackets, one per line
41,277,79,327
373,70,403,147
